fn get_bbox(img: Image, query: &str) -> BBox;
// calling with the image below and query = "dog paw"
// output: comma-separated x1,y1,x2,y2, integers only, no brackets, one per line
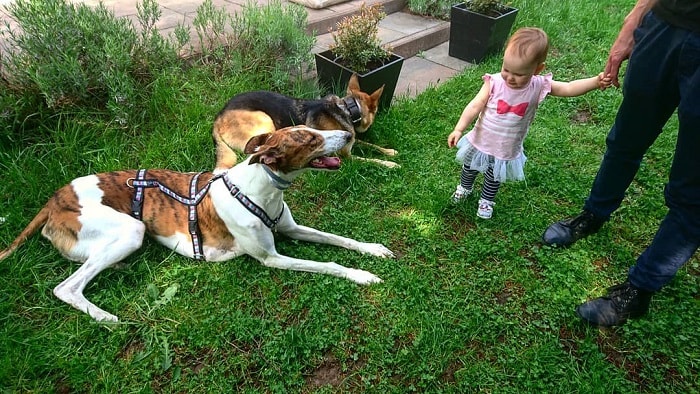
346,268,383,285
93,311,119,323
382,161,401,169
382,148,398,156
362,243,395,258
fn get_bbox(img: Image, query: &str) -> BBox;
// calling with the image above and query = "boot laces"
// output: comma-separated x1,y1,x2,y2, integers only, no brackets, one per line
569,211,596,230
607,283,638,312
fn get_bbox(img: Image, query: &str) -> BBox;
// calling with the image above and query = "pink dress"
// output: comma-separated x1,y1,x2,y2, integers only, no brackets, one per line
456,72,552,182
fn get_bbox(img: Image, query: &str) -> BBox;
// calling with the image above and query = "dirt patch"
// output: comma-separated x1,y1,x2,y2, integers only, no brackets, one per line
597,331,649,389
558,324,585,356
570,109,593,124
306,356,344,389
115,337,145,362
441,359,462,383
591,256,610,272
304,353,367,391
495,280,525,305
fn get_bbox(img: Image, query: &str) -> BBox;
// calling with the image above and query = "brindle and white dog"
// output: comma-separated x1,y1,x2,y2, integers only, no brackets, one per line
0,126,394,322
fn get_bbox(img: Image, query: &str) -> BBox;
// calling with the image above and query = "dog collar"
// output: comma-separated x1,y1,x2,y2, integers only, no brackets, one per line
262,165,292,190
342,96,362,125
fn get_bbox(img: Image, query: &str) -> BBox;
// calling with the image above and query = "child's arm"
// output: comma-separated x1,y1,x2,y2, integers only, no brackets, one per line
550,72,612,97
447,80,491,148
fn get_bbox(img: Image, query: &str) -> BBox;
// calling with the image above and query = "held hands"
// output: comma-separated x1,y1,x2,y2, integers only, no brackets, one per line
605,9,639,87
598,72,613,90
447,130,462,148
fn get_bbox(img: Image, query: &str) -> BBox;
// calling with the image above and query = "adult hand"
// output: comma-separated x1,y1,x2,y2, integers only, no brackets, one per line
605,0,657,87
604,26,635,88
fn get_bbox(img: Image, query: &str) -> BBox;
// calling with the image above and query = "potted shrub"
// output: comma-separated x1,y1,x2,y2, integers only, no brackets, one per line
314,2,404,111
448,0,519,63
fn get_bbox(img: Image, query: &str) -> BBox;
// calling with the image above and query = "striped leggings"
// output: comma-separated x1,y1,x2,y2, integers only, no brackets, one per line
459,164,500,202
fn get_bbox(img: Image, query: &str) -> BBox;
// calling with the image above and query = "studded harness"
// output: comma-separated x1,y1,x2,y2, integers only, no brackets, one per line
128,169,284,261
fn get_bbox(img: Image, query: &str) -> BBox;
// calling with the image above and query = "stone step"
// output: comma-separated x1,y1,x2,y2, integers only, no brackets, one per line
305,0,409,36
308,0,450,59
312,10,450,59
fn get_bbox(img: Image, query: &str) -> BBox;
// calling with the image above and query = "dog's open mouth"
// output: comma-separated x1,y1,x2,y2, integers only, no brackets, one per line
310,156,341,170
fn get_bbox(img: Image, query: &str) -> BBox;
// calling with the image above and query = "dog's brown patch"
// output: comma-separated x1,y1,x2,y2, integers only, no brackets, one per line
95,171,235,250
247,127,325,172
40,187,82,256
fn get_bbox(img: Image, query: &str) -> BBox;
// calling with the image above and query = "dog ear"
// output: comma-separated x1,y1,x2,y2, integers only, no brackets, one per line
347,73,361,95
249,149,280,167
244,133,271,154
370,84,385,104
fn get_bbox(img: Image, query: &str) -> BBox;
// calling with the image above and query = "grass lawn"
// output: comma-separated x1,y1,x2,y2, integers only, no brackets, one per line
1,0,698,392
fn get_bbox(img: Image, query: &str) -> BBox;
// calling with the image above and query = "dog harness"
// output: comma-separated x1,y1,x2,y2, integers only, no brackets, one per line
342,96,362,126
128,169,285,260
222,172,284,229
129,169,219,260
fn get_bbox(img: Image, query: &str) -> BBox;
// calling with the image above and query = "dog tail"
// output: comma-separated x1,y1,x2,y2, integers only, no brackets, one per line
0,205,50,261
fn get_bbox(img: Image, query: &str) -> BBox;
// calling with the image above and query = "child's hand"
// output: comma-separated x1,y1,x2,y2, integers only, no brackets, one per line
447,130,462,148
598,72,613,90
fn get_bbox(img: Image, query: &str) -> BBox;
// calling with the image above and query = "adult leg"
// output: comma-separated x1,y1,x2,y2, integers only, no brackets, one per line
628,30,700,291
543,12,681,247
576,27,700,326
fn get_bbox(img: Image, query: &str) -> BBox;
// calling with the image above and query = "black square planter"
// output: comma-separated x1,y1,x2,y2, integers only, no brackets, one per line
314,49,404,112
448,3,519,64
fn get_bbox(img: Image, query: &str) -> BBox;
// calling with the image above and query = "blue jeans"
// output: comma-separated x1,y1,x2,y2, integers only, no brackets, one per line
582,12,700,292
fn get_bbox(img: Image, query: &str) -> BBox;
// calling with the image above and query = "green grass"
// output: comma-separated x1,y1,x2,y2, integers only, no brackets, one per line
1,0,699,392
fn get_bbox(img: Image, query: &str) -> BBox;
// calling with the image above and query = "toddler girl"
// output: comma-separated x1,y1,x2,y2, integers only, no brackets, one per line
447,27,611,219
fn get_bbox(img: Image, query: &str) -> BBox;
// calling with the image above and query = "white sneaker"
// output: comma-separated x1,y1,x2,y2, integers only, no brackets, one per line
477,199,495,219
451,185,472,204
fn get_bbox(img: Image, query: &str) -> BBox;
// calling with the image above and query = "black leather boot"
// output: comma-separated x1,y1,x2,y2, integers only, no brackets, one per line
576,282,653,326
542,210,606,247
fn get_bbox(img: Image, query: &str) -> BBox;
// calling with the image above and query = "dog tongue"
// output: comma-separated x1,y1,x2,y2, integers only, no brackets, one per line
311,156,341,169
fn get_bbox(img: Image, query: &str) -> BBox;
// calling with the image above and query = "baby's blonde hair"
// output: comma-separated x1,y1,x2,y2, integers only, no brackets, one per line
505,27,549,65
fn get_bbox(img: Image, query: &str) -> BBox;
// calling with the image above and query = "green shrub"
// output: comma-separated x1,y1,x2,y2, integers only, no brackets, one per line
190,0,231,58
407,0,512,19
0,0,182,128
465,0,511,15
230,0,315,90
329,3,391,73
185,0,315,90
0,0,315,138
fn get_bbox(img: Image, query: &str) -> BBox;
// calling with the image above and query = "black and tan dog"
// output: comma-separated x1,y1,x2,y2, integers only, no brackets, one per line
212,74,398,172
